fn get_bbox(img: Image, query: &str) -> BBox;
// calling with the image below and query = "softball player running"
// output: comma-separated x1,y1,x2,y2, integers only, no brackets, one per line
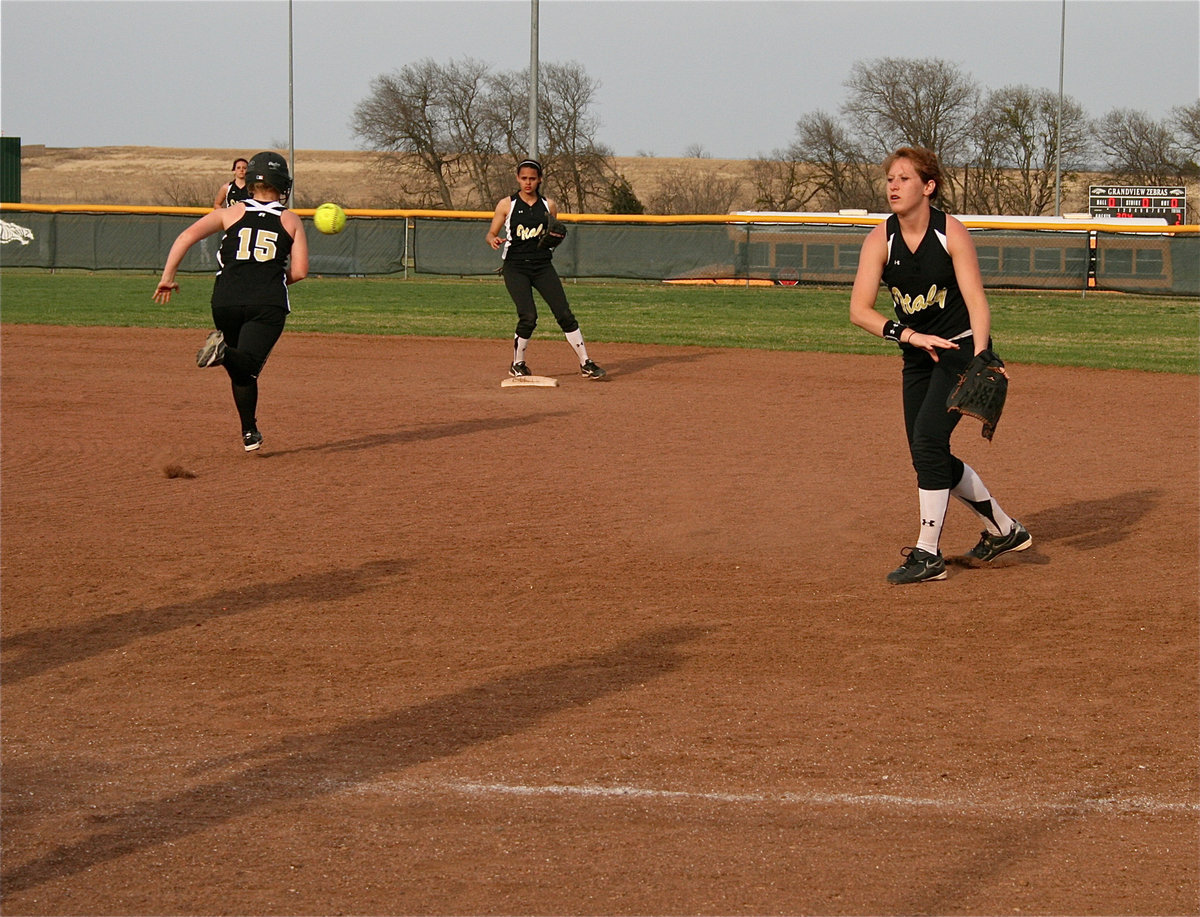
486,159,607,380
849,146,1031,584
154,151,308,452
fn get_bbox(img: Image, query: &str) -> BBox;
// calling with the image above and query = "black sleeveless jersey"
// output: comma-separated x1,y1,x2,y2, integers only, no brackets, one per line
501,193,552,263
881,207,970,340
225,180,251,207
212,200,294,311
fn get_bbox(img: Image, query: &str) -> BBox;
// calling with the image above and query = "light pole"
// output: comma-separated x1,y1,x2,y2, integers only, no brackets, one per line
529,0,539,161
288,0,296,203
1054,0,1065,216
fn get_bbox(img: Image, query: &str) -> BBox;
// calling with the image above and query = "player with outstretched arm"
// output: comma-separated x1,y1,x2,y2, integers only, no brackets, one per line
486,158,607,381
849,146,1031,584
154,151,308,452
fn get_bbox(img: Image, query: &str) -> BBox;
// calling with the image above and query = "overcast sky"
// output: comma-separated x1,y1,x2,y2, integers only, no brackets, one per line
2,0,1197,159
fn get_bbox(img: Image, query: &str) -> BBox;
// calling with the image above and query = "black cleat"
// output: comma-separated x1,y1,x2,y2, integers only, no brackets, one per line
886,546,947,584
964,520,1032,562
580,359,608,380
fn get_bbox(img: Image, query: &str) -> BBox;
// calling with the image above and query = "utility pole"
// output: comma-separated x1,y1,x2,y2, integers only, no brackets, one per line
529,0,539,160
288,0,296,203
1054,0,1066,216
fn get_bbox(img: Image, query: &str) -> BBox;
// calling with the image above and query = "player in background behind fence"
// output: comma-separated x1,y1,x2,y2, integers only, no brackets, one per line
214,157,250,209
849,146,1031,584
486,158,607,380
154,151,308,452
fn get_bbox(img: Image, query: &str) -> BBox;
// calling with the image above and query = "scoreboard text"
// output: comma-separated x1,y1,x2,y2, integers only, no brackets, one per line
1089,185,1187,224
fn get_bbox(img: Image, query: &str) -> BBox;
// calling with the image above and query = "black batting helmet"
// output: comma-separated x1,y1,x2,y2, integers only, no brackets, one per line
246,151,292,197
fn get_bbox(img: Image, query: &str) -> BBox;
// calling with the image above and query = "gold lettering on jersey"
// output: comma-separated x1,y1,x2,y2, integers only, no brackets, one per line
889,283,947,316
515,224,545,242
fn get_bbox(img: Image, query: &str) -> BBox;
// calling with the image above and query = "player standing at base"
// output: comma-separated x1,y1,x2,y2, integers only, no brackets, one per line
154,151,308,452
486,158,607,380
849,146,1031,584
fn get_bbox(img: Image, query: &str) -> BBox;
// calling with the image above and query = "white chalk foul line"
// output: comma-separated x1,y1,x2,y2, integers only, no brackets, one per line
362,778,1198,817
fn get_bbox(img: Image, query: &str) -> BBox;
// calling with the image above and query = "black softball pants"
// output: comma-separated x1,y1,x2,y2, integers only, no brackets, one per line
211,302,287,432
900,344,975,491
503,258,579,338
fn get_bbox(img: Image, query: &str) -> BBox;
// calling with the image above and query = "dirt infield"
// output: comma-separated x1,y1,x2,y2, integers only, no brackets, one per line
3,325,1197,915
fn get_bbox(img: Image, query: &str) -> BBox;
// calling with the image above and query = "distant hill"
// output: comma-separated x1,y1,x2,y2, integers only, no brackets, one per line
16,145,765,212
17,144,1185,217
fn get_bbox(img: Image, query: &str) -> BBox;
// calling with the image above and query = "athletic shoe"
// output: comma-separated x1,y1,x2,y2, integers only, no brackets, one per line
242,430,263,452
509,361,532,377
964,520,1032,562
580,359,608,380
886,547,947,584
196,330,226,368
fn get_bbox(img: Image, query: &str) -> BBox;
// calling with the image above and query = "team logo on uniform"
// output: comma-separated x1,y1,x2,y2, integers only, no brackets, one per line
890,283,948,317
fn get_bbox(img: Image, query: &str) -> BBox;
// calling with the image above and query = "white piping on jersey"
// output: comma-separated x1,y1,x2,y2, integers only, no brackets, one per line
244,199,286,217
886,221,950,262
216,199,287,273
502,197,515,259
502,195,549,258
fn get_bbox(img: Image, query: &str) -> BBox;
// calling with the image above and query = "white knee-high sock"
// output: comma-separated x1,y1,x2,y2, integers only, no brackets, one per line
916,488,950,555
513,335,530,363
565,328,589,364
951,463,1013,536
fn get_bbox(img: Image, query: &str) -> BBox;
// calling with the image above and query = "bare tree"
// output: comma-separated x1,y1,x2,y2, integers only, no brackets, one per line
440,57,506,208
483,68,531,163
967,85,1091,215
351,59,460,208
353,57,616,211
790,110,877,210
1171,99,1200,175
646,167,741,214
749,111,876,212
842,57,980,208
1093,108,1184,184
537,61,612,212
749,154,818,212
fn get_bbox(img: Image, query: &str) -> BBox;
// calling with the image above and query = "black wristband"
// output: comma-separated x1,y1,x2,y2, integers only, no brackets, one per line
882,320,908,343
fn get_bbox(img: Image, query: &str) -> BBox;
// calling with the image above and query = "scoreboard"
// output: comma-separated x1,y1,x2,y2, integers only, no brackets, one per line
1089,185,1187,224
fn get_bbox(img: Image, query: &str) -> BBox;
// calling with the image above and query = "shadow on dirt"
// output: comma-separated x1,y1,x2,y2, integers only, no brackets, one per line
266,411,574,457
1,623,709,895
1,559,409,685
1020,488,1160,551
601,349,715,378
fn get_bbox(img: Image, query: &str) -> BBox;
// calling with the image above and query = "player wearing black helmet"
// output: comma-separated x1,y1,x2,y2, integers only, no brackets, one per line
154,151,308,452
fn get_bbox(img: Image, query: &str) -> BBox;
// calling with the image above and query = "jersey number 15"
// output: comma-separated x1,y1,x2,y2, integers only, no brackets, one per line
233,227,279,262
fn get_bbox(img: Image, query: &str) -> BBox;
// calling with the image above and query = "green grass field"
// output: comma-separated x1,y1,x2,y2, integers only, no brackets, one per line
2,270,1196,373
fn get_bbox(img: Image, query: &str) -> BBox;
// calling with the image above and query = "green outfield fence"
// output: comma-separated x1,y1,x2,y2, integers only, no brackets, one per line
2,205,1197,295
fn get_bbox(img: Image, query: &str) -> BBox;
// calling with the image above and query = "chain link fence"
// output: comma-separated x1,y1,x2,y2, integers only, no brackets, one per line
2,207,1196,295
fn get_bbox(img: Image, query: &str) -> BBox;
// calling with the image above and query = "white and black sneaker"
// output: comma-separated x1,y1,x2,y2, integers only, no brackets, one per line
964,521,1032,562
580,359,608,380
509,361,532,377
196,330,226,368
886,547,947,584
242,430,263,452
